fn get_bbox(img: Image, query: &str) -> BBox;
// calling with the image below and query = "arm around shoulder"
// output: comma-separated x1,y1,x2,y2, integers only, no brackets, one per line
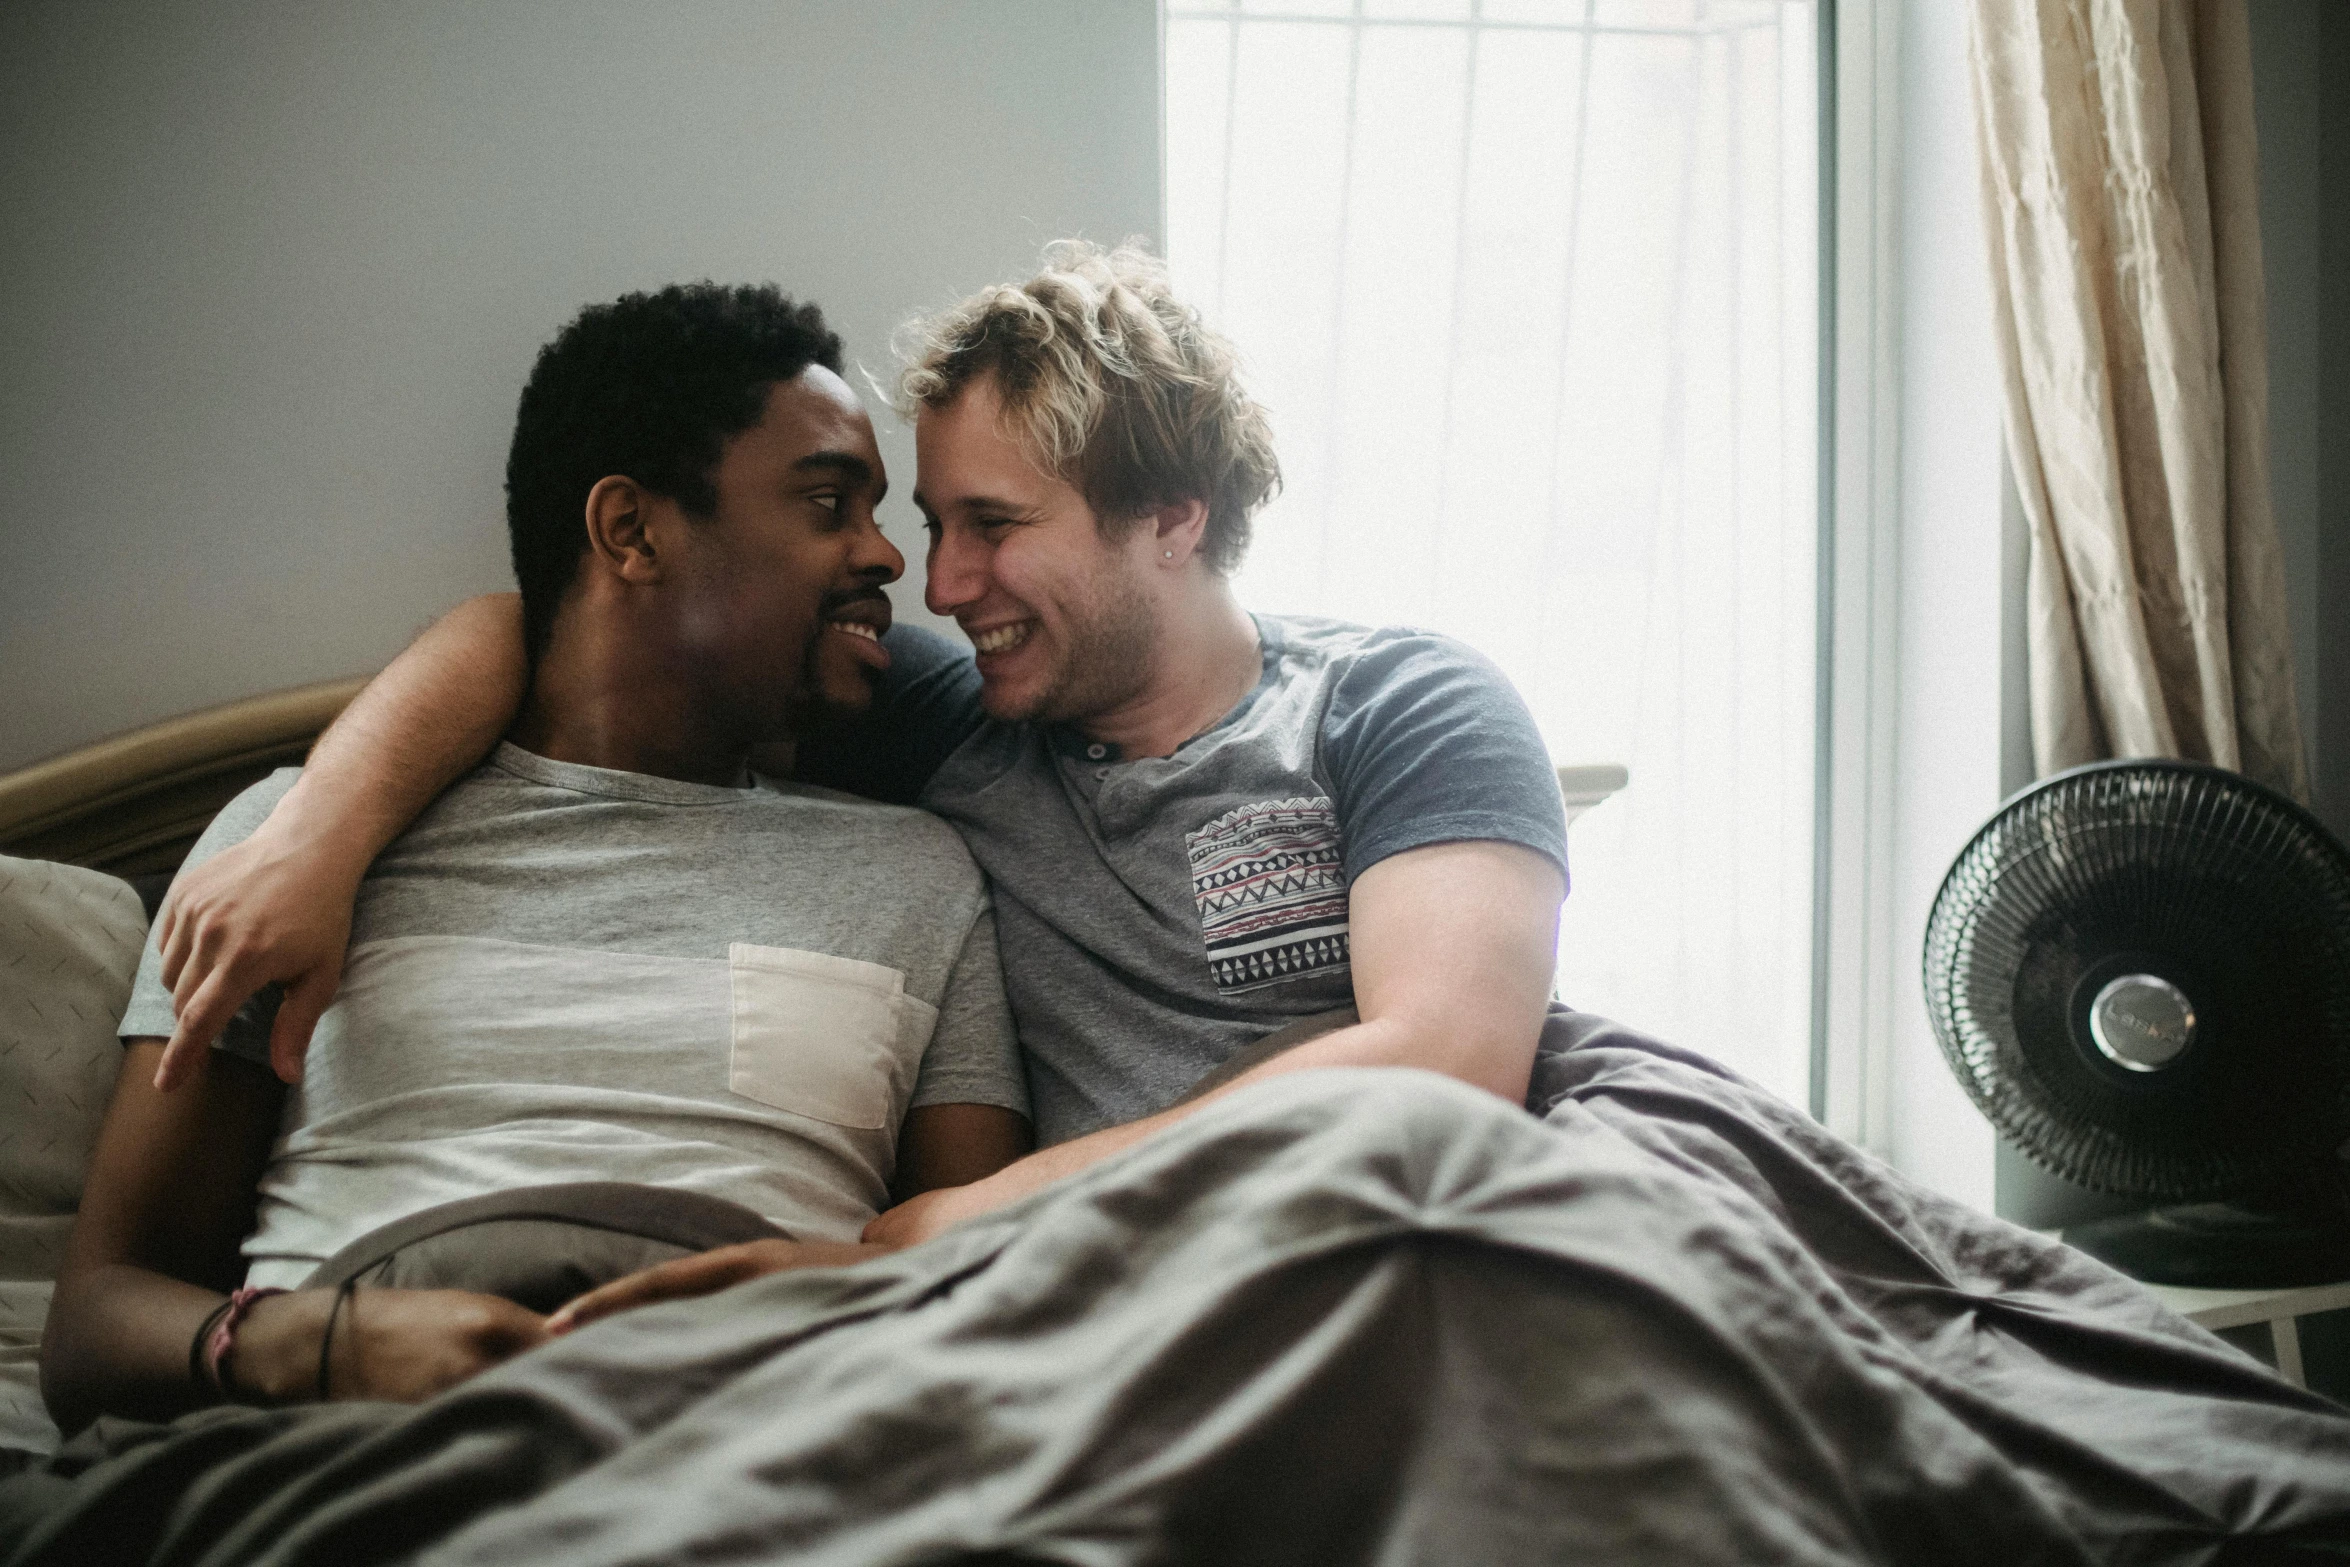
151,593,530,1090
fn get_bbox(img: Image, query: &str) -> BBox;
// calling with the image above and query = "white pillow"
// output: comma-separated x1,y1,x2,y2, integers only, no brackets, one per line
0,855,147,1458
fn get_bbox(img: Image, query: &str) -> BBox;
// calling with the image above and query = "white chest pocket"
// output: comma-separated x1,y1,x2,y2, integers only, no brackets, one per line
727,944,937,1131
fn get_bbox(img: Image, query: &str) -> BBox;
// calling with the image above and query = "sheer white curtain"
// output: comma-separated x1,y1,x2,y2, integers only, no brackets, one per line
1166,0,1820,1102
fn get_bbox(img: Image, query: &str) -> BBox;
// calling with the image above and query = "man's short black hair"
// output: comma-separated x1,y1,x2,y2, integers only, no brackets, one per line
505,282,845,660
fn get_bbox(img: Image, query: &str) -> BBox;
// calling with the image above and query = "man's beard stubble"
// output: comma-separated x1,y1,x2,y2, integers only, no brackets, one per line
780,589,891,734
1014,566,1158,729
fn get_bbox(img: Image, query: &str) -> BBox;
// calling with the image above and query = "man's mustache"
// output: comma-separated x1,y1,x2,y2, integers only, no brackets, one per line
817,588,893,620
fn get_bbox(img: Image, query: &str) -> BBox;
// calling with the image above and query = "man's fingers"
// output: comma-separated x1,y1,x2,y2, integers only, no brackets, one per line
268,966,341,1085
150,1031,206,1093
546,1255,744,1335
152,965,244,1091
167,914,233,1017
157,896,219,997
544,1272,667,1335
862,1203,925,1248
544,1237,836,1334
487,1306,552,1358
154,893,184,988
541,1238,875,1335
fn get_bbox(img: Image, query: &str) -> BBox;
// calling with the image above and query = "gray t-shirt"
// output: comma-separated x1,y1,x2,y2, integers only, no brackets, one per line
799,615,1568,1145
120,744,1025,1288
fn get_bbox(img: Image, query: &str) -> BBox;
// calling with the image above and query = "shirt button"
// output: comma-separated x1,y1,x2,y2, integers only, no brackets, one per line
1085,743,1107,760
1094,767,1110,781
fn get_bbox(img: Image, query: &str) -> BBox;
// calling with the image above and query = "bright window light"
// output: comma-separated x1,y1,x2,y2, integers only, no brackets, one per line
1167,0,1821,1103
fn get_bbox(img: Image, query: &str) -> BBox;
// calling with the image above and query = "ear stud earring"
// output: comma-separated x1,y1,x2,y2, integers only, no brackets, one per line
1163,550,1174,559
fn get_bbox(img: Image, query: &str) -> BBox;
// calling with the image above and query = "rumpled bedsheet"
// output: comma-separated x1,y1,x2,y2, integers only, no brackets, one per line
5,1011,2346,1565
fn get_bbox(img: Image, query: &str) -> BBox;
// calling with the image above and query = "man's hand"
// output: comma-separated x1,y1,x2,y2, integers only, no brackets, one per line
150,592,534,1093
545,1238,887,1335
235,1286,548,1404
153,808,362,1091
861,1186,978,1250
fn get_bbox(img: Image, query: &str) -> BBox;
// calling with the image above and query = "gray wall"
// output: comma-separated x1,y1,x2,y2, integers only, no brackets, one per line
2249,0,2350,845
1,0,1162,772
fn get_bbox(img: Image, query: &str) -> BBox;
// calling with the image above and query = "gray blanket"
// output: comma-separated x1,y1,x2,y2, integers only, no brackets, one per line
7,1012,2348,1564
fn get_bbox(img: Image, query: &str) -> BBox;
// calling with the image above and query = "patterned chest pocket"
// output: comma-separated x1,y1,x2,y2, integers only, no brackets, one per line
1187,797,1352,995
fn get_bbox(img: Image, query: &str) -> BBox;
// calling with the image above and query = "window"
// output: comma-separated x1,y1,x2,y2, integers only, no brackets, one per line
1166,0,1822,1103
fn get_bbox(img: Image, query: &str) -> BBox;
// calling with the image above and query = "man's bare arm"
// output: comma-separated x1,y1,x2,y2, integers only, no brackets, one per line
49,1040,547,1431
544,1102,1032,1334
891,1103,1033,1204
43,1041,284,1432
152,593,529,1090
864,839,1563,1246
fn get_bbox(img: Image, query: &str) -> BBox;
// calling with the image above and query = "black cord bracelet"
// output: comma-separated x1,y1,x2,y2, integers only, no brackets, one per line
317,1274,359,1402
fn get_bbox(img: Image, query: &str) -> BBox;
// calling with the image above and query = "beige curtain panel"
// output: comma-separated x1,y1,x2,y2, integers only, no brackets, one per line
1971,0,2308,799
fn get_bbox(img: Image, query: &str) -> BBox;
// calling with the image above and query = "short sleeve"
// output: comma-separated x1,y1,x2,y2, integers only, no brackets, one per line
907,904,1029,1119
1318,631,1569,888
117,769,302,1064
794,623,988,805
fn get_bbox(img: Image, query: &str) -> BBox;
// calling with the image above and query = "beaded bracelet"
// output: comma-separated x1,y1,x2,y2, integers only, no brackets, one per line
317,1274,360,1402
190,1285,287,1401
186,1297,236,1396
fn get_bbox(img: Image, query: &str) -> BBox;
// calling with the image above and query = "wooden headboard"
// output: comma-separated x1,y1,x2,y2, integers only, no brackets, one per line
0,678,368,879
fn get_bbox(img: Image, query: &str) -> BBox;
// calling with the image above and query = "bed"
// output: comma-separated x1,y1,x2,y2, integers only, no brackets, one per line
2,688,2347,1565
0,678,366,888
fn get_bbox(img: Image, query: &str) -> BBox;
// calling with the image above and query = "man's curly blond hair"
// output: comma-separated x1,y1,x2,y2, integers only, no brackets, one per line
894,240,1281,575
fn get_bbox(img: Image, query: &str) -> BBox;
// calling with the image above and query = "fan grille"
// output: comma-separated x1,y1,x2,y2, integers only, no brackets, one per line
1922,762,2350,1200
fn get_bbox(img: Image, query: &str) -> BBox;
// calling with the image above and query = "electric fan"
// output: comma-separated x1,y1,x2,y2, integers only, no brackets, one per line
1922,759,2350,1288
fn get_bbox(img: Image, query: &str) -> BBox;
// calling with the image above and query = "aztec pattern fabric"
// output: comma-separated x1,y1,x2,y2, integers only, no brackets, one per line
1186,797,1352,994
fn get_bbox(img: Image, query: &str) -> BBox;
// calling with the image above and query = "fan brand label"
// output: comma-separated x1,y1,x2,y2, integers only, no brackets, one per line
2089,974,2194,1071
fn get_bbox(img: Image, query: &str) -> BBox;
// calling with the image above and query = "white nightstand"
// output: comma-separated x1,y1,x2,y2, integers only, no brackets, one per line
2146,1280,2350,1388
